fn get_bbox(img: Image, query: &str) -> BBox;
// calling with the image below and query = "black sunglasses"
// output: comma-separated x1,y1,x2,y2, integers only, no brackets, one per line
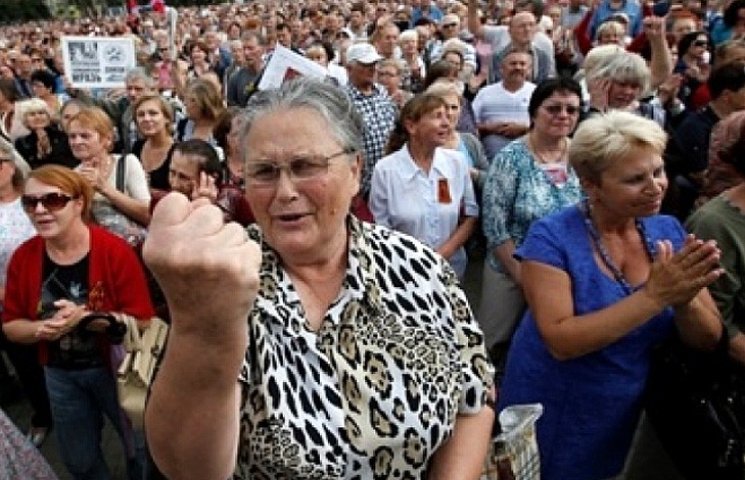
21,192,76,213
693,39,708,48
543,104,580,115
442,23,458,28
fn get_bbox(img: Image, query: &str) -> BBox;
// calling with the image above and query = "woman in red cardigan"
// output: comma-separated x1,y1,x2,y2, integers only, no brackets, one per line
1,165,154,480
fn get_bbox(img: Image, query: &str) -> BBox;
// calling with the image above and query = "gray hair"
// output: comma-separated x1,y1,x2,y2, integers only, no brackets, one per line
589,51,651,96
569,110,667,184
398,29,419,44
240,79,363,163
0,139,29,187
574,44,625,83
595,20,626,41
426,81,462,104
125,67,156,89
16,98,50,128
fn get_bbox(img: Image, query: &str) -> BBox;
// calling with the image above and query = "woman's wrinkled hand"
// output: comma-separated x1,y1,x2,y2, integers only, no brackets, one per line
142,193,261,341
643,235,724,308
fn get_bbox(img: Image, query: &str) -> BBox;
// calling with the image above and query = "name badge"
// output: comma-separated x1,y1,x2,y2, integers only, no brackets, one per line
437,178,452,204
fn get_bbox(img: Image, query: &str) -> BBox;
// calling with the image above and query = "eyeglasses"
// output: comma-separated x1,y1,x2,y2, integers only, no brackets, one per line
693,39,708,48
442,23,459,28
245,149,353,186
542,104,580,116
21,192,76,213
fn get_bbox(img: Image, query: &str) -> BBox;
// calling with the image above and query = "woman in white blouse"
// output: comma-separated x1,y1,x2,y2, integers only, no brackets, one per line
369,92,479,278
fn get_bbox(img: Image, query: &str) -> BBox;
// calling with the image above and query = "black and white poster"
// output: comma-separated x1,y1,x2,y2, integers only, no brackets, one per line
61,36,136,89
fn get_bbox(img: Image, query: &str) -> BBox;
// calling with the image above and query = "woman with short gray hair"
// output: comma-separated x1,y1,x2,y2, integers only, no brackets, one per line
145,78,495,479
498,110,723,480
586,50,667,127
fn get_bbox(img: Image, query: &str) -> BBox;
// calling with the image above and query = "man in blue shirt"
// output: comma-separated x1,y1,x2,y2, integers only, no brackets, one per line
411,0,445,26
589,0,643,39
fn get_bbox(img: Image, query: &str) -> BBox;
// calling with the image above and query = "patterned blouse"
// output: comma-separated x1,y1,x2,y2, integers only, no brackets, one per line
482,138,584,273
235,217,494,479
0,408,57,479
0,198,36,288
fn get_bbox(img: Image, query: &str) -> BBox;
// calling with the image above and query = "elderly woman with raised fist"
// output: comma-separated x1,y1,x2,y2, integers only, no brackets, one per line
143,78,494,480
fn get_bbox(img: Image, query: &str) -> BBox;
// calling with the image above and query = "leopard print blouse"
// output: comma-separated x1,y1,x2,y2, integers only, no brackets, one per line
236,217,494,479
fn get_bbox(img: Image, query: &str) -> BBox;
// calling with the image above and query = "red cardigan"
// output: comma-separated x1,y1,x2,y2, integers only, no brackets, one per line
2,225,155,364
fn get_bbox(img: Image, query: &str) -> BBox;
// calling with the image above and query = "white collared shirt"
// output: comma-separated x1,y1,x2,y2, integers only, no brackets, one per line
369,145,479,278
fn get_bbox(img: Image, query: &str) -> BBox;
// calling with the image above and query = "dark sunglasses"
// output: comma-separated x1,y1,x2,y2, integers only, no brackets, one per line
442,23,458,28
21,192,76,213
693,39,708,47
543,104,580,115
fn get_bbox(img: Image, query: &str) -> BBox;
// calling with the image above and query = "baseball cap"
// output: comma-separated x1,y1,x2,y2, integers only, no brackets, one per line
346,43,383,64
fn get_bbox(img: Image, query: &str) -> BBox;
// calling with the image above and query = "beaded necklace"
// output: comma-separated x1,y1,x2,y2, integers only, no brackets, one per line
580,200,656,294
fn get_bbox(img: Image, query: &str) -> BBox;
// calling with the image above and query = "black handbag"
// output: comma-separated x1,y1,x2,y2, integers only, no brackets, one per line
645,332,745,480
76,312,128,345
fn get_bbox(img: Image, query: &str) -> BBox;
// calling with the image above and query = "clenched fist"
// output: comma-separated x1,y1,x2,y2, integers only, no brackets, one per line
143,193,262,340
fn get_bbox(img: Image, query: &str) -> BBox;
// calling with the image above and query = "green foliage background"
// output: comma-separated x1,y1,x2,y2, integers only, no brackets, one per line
0,0,215,22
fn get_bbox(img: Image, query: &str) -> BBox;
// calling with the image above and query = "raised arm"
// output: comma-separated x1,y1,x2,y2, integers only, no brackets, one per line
143,193,261,480
644,16,673,89
467,0,485,39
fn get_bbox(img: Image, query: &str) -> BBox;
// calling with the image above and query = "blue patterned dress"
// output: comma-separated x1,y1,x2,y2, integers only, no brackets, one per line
481,138,583,273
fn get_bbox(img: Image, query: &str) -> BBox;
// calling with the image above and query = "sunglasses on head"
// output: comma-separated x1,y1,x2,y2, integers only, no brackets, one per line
543,104,580,115
21,192,76,213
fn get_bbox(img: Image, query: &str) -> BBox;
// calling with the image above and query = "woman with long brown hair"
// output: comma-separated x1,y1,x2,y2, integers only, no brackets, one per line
132,94,176,193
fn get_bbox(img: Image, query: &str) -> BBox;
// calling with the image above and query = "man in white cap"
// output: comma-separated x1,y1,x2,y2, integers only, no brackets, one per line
345,42,397,200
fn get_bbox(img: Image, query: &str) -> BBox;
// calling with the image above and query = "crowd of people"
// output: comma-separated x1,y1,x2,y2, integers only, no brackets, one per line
0,0,743,478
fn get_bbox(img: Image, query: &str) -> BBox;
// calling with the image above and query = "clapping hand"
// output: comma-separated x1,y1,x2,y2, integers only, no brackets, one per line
35,299,88,341
644,235,724,308
78,165,108,192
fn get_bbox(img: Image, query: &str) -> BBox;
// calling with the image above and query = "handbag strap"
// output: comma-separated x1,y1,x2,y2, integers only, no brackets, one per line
115,154,127,193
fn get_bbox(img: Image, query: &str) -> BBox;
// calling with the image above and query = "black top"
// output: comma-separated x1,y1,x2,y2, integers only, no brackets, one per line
131,139,175,192
14,125,77,170
41,252,100,370
669,105,720,175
